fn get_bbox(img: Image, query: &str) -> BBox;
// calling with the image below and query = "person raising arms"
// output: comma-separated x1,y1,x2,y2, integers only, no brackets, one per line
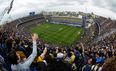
8,33,38,71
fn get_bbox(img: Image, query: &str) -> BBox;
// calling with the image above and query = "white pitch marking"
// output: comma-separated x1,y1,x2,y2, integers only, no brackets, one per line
59,28,63,31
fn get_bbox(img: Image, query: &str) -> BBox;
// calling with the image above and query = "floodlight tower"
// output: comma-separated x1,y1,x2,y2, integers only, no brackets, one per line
0,0,14,25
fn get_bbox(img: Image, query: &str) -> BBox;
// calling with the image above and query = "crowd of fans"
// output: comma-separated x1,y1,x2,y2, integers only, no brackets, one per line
0,25,116,71
0,14,116,71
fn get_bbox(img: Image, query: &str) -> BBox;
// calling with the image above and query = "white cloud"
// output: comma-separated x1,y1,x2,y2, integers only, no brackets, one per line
0,0,116,23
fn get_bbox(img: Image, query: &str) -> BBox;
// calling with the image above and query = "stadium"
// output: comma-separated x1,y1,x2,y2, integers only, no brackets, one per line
0,0,116,71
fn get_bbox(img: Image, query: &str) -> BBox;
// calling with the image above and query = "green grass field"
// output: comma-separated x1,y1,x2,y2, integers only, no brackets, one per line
30,23,84,46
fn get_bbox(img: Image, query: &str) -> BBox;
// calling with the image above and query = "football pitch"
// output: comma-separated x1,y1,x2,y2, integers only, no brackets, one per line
30,23,84,46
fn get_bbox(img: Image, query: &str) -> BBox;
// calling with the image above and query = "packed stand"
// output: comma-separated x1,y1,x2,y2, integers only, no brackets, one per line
0,27,116,71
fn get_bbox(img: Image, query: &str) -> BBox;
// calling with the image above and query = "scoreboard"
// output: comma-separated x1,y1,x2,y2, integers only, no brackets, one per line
29,12,35,16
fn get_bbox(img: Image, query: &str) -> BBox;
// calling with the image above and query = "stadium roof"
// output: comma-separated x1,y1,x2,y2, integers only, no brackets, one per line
0,0,116,21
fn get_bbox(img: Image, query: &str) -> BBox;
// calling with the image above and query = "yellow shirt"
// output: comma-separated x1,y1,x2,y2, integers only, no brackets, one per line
69,54,75,64
37,56,43,62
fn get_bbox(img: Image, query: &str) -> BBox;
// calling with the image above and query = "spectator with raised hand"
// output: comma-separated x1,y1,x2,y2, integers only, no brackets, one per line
35,43,48,71
8,33,38,71
36,44,47,63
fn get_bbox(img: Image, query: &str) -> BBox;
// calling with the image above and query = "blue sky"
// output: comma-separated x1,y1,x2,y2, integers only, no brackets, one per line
0,0,116,23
